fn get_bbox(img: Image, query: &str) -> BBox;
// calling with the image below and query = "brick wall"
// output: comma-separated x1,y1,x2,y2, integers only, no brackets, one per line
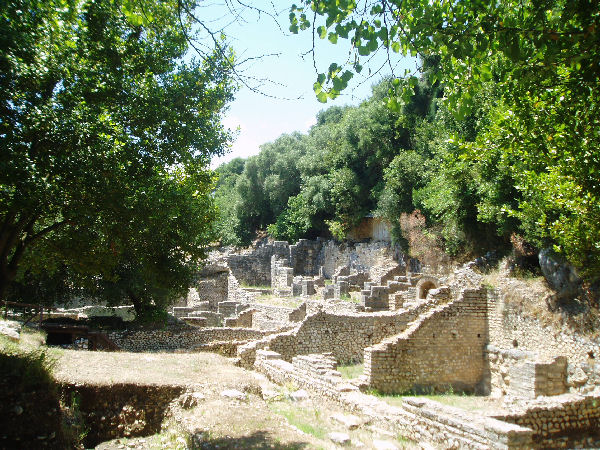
237,303,435,368
254,350,533,449
364,288,489,394
492,394,600,446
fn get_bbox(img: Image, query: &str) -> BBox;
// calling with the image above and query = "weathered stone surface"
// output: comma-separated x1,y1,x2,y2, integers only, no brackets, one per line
328,432,350,445
331,413,363,430
0,326,20,342
178,392,205,409
289,389,309,402
372,440,399,450
539,248,581,299
220,389,247,401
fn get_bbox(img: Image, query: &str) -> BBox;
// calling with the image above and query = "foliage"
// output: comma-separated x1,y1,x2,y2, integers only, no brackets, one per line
215,77,430,244
0,0,234,312
287,0,600,278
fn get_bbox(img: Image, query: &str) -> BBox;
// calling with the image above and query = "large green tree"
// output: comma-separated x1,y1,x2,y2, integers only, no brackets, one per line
0,0,234,307
290,0,600,276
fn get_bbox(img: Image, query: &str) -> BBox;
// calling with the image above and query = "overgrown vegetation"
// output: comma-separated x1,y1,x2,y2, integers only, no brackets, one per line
214,0,600,289
0,324,76,447
337,363,363,380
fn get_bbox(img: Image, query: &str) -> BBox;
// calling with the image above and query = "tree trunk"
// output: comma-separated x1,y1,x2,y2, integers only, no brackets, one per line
127,291,148,320
0,212,66,300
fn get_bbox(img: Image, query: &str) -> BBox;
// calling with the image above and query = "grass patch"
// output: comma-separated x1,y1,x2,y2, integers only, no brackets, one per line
0,322,77,448
339,293,359,303
338,363,363,379
269,402,327,440
367,386,498,412
0,334,56,390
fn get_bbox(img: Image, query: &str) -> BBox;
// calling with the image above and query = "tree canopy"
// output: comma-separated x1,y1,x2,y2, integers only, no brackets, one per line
0,0,234,314
284,0,600,277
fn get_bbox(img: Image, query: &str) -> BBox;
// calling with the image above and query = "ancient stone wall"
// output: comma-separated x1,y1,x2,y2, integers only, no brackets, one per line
271,255,293,293
487,289,600,394
267,311,415,364
508,356,568,398
255,350,354,401
289,239,324,276
318,240,398,280
190,265,229,310
254,351,534,449
227,275,261,304
227,241,289,286
237,303,436,368
307,299,363,315
249,304,295,330
364,288,489,394
108,327,272,352
492,394,600,446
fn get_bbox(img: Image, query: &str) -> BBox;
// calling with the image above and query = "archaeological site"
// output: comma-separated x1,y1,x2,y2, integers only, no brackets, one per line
3,237,598,449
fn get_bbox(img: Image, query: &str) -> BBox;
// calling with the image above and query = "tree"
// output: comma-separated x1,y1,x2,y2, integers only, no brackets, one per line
290,0,600,277
0,0,234,307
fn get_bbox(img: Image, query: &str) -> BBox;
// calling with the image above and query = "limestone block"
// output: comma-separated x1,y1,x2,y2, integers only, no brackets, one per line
323,285,335,300
328,432,350,445
220,389,247,401
332,413,363,430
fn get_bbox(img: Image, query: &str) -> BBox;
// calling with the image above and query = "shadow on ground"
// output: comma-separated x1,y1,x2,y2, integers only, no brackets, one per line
193,430,311,449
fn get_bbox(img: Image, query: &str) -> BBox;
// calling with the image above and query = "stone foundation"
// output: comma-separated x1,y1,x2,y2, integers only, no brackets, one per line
108,327,273,352
254,351,534,449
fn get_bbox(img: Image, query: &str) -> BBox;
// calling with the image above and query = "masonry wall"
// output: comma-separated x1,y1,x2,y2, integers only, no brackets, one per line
289,239,324,276
486,289,600,394
254,351,533,449
227,241,289,286
318,240,399,280
250,304,295,330
364,288,490,394
270,311,417,364
237,303,435,368
193,270,229,310
108,327,272,352
492,394,600,446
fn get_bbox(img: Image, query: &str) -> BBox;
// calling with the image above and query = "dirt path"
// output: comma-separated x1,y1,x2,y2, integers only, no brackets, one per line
53,349,251,389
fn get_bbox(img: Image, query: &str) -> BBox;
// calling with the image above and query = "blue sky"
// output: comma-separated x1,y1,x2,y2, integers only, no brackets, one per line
196,2,415,168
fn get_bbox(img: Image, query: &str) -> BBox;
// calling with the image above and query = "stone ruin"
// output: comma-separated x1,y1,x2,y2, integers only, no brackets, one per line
110,237,599,448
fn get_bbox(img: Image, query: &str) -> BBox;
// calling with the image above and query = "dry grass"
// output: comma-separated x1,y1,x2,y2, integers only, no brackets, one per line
52,349,261,390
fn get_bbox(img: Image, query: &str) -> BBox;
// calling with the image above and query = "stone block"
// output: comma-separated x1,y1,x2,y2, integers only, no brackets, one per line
301,280,315,296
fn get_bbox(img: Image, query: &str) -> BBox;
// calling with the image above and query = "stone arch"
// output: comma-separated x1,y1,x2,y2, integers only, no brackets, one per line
416,276,440,300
